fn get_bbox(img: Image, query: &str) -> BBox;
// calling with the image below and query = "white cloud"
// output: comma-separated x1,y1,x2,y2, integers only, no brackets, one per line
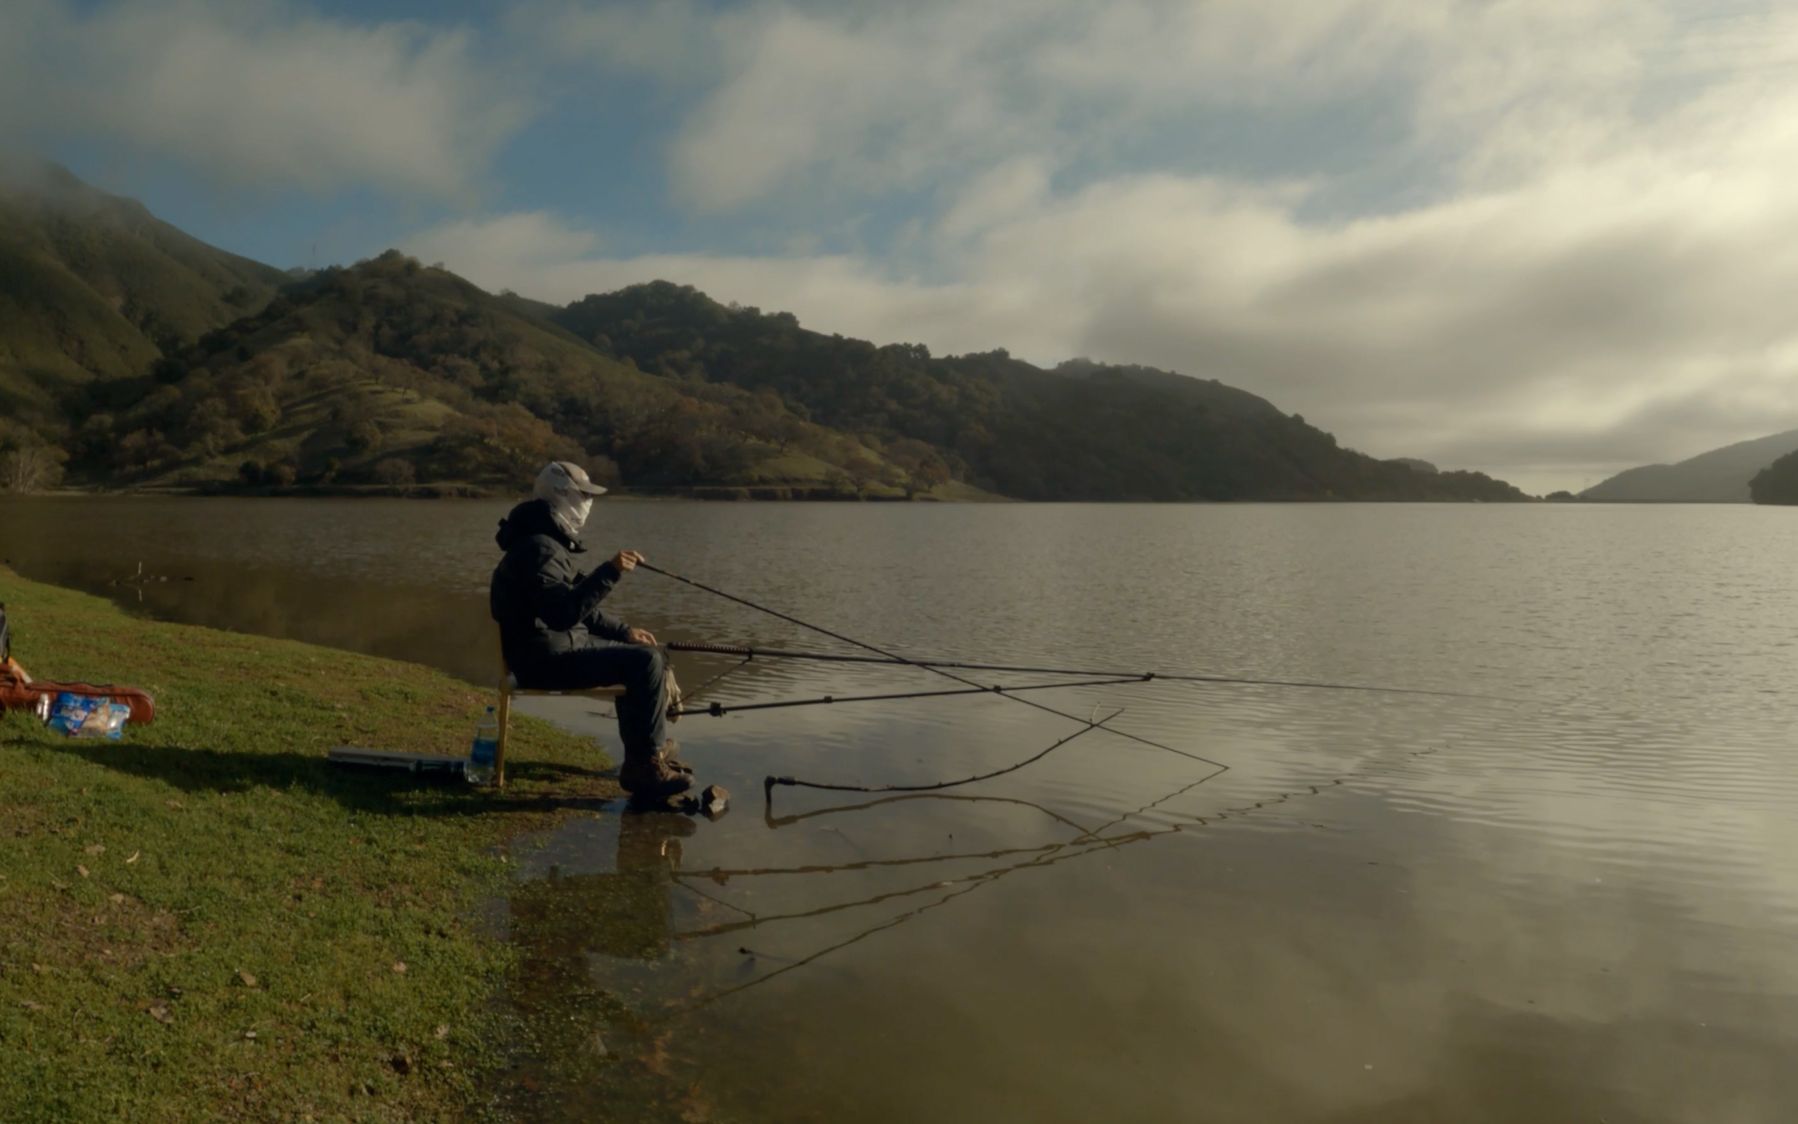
406,212,602,277
937,158,1055,246
654,0,1665,213
0,0,524,199
593,0,1798,226
666,7,985,211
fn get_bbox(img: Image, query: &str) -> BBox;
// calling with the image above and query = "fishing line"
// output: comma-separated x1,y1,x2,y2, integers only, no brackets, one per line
750,707,1125,796
640,563,1229,797
673,654,753,708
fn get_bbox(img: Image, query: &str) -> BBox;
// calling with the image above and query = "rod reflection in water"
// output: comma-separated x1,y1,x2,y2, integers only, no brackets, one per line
650,743,1439,1010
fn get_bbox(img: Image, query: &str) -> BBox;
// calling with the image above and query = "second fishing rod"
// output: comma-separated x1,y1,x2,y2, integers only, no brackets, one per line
664,640,1514,703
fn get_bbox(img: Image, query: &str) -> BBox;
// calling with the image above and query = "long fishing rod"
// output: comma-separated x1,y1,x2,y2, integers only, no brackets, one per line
638,562,1228,796
666,640,1512,703
689,674,1151,716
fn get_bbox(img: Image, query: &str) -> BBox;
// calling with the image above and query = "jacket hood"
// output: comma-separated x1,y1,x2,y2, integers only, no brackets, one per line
495,498,584,553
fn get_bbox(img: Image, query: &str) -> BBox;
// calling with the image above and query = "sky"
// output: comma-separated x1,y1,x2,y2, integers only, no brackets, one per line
5,0,1798,494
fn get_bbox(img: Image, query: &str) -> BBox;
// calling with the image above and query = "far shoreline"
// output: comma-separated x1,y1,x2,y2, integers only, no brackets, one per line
0,485,1589,504
11,489,1784,504
9,482,1009,502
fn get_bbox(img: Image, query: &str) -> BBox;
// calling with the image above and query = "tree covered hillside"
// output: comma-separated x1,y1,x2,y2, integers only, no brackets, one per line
69,252,933,496
555,282,1526,501
1750,448,1798,504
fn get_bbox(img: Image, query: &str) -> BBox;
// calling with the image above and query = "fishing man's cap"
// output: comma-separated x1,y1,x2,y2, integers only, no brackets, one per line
535,460,608,498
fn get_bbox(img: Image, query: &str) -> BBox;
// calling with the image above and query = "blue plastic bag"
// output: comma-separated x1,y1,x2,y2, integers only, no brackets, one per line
46,692,130,739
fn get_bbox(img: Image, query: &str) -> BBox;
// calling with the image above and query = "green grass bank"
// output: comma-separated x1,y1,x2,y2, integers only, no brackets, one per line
0,568,618,1120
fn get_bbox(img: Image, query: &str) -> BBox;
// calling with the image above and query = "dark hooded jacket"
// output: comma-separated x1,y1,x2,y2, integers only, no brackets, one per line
490,499,633,677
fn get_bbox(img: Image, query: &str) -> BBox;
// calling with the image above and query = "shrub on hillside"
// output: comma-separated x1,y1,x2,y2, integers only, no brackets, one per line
1750,450,1798,504
372,458,416,487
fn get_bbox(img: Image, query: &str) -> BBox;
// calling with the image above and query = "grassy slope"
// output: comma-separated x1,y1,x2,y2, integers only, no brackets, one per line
0,247,157,391
154,378,456,488
0,569,619,1121
0,164,284,424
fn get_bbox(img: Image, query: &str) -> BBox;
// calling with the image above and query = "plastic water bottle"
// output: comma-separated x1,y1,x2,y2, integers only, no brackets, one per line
467,707,499,785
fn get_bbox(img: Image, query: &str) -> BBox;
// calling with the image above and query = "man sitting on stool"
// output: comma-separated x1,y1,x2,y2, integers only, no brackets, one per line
489,461,691,800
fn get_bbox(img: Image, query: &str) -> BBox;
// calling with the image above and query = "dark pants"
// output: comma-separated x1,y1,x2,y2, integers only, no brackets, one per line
517,642,668,762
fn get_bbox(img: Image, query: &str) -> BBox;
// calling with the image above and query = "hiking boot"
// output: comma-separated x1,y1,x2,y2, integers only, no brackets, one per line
620,749,693,799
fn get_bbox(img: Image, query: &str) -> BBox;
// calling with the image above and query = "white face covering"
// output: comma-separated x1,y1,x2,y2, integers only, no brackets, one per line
557,496,593,538
534,464,595,538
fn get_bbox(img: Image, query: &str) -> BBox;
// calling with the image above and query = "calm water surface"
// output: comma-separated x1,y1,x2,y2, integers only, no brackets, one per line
4,497,1798,1122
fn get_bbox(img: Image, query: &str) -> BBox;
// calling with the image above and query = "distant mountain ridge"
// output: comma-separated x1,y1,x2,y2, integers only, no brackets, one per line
1580,429,1798,502
0,164,1529,501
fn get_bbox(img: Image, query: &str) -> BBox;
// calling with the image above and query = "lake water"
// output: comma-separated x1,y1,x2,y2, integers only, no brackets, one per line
4,496,1798,1122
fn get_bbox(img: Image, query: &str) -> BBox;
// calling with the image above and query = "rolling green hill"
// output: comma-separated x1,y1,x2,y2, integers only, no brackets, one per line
79,251,935,497
0,161,285,430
